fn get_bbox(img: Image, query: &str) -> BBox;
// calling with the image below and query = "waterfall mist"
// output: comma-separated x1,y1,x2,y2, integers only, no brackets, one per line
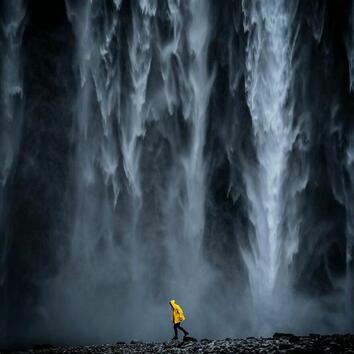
1,0,354,349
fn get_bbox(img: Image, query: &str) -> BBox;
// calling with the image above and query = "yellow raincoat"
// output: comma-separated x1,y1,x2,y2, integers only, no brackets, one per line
169,299,186,324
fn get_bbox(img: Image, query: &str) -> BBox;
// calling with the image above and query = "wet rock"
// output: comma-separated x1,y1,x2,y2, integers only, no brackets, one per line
273,332,295,339
130,340,142,344
183,336,198,342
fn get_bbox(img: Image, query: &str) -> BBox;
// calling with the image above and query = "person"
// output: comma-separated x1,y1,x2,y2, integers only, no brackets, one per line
169,299,189,340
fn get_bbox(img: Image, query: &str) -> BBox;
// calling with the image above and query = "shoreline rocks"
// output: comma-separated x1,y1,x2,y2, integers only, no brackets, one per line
4,334,354,353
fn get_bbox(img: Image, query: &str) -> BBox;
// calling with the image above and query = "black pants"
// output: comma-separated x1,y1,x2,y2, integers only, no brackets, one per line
173,322,188,338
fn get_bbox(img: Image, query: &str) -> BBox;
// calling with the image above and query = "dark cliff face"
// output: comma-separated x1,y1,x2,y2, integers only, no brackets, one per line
1,0,354,349
2,0,75,347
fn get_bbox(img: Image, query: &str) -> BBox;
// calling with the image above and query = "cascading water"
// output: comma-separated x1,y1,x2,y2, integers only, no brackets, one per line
46,0,216,342
241,0,298,332
1,0,354,348
158,0,216,302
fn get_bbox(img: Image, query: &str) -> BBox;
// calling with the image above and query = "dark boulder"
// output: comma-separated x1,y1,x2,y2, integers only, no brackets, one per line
273,332,295,339
183,336,198,342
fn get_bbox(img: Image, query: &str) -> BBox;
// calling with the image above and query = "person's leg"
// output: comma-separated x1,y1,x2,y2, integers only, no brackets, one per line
173,324,178,339
176,323,189,336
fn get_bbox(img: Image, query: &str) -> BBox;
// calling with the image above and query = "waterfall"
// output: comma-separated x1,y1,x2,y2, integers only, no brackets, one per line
43,0,215,342
241,0,297,332
43,0,126,343
2,0,354,348
123,0,155,197
160,0,216,334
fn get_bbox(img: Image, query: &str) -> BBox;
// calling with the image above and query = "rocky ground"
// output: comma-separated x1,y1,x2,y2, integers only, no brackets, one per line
4,333,354,353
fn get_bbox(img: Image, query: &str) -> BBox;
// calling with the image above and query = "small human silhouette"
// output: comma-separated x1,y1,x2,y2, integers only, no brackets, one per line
169,299,190,340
